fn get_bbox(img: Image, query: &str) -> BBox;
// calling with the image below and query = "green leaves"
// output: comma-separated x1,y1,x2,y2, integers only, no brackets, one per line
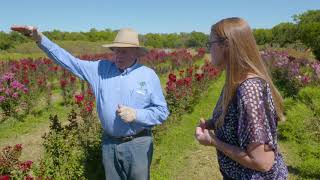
36,109,102,179
278,85,320,179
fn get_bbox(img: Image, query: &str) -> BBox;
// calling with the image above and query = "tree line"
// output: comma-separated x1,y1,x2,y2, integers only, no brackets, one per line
1,10,320,58
253,10,320,58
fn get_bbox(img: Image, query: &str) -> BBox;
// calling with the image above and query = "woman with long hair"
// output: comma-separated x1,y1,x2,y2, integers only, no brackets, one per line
195,17,288,179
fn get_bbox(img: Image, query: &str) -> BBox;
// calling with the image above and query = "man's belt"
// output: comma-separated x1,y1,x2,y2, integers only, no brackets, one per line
110,129,151,142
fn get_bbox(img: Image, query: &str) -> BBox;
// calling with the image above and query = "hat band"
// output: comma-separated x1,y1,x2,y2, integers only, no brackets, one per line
113,41,139,46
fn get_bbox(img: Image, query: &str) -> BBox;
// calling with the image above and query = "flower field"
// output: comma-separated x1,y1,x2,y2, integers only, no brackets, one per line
0,48,319,179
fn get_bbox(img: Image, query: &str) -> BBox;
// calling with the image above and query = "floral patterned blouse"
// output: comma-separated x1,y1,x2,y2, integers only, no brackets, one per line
209,77,288,180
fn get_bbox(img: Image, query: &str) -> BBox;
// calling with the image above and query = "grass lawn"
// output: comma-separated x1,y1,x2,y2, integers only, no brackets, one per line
151,74,225,179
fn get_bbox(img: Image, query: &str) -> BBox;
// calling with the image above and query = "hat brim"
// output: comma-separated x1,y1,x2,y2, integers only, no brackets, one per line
102,43,149,55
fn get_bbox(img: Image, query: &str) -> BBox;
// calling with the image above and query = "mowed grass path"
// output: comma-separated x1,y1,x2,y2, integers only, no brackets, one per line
151,74,225,180
151,74,300,180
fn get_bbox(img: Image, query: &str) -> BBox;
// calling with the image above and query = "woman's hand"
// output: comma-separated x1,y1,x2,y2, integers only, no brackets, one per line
11,25,42,42
195,118,216,146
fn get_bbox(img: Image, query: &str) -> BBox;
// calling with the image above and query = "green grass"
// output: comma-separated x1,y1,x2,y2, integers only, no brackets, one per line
151,74,225,179
159,75,168,88
0,40,112,60
0,52,46,61
277,86,320,179
278,141,320,180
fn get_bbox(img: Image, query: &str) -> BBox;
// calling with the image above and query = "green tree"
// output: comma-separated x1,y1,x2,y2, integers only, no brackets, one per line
293,10,320,24
293,10,320,59
271,23,298,47
0,31,29,50
163,33,183,48
63,32,88,41
144,33,164,48
0,31,13,50
43,30,64,40
253,29,273,45
185,31,208,48
86,28,116,42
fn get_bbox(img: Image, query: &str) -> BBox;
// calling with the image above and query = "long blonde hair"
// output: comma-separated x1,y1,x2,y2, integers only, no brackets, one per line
212,17,285,128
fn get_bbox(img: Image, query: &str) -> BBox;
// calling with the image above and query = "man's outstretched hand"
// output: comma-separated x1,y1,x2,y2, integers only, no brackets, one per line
11,25,42,42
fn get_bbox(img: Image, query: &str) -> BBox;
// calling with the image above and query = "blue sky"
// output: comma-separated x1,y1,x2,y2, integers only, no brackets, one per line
2,0,320,34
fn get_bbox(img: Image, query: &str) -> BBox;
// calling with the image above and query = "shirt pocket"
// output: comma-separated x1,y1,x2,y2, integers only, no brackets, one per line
131,88,151,108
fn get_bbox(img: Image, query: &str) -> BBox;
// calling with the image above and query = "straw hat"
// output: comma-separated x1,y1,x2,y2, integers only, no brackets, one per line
102,28,148,55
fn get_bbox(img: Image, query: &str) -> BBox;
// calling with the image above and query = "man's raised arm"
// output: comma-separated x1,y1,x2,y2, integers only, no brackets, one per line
11,25,100,83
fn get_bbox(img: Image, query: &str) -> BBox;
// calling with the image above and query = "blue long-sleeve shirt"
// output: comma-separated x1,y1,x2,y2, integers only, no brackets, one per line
38,36,169,137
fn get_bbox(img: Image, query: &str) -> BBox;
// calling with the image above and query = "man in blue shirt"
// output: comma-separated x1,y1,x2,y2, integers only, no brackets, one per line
11,25,169,180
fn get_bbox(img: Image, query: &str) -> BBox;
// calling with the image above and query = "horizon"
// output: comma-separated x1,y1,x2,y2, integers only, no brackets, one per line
1,0,320,34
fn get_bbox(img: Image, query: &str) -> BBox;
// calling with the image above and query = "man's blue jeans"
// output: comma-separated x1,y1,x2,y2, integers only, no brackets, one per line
102,134,153,180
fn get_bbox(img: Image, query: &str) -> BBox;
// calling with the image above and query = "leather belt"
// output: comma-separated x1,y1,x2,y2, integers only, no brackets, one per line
107,129,151,142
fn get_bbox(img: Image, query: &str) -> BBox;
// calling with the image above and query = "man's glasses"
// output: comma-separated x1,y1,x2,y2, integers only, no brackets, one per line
205,38,227,50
